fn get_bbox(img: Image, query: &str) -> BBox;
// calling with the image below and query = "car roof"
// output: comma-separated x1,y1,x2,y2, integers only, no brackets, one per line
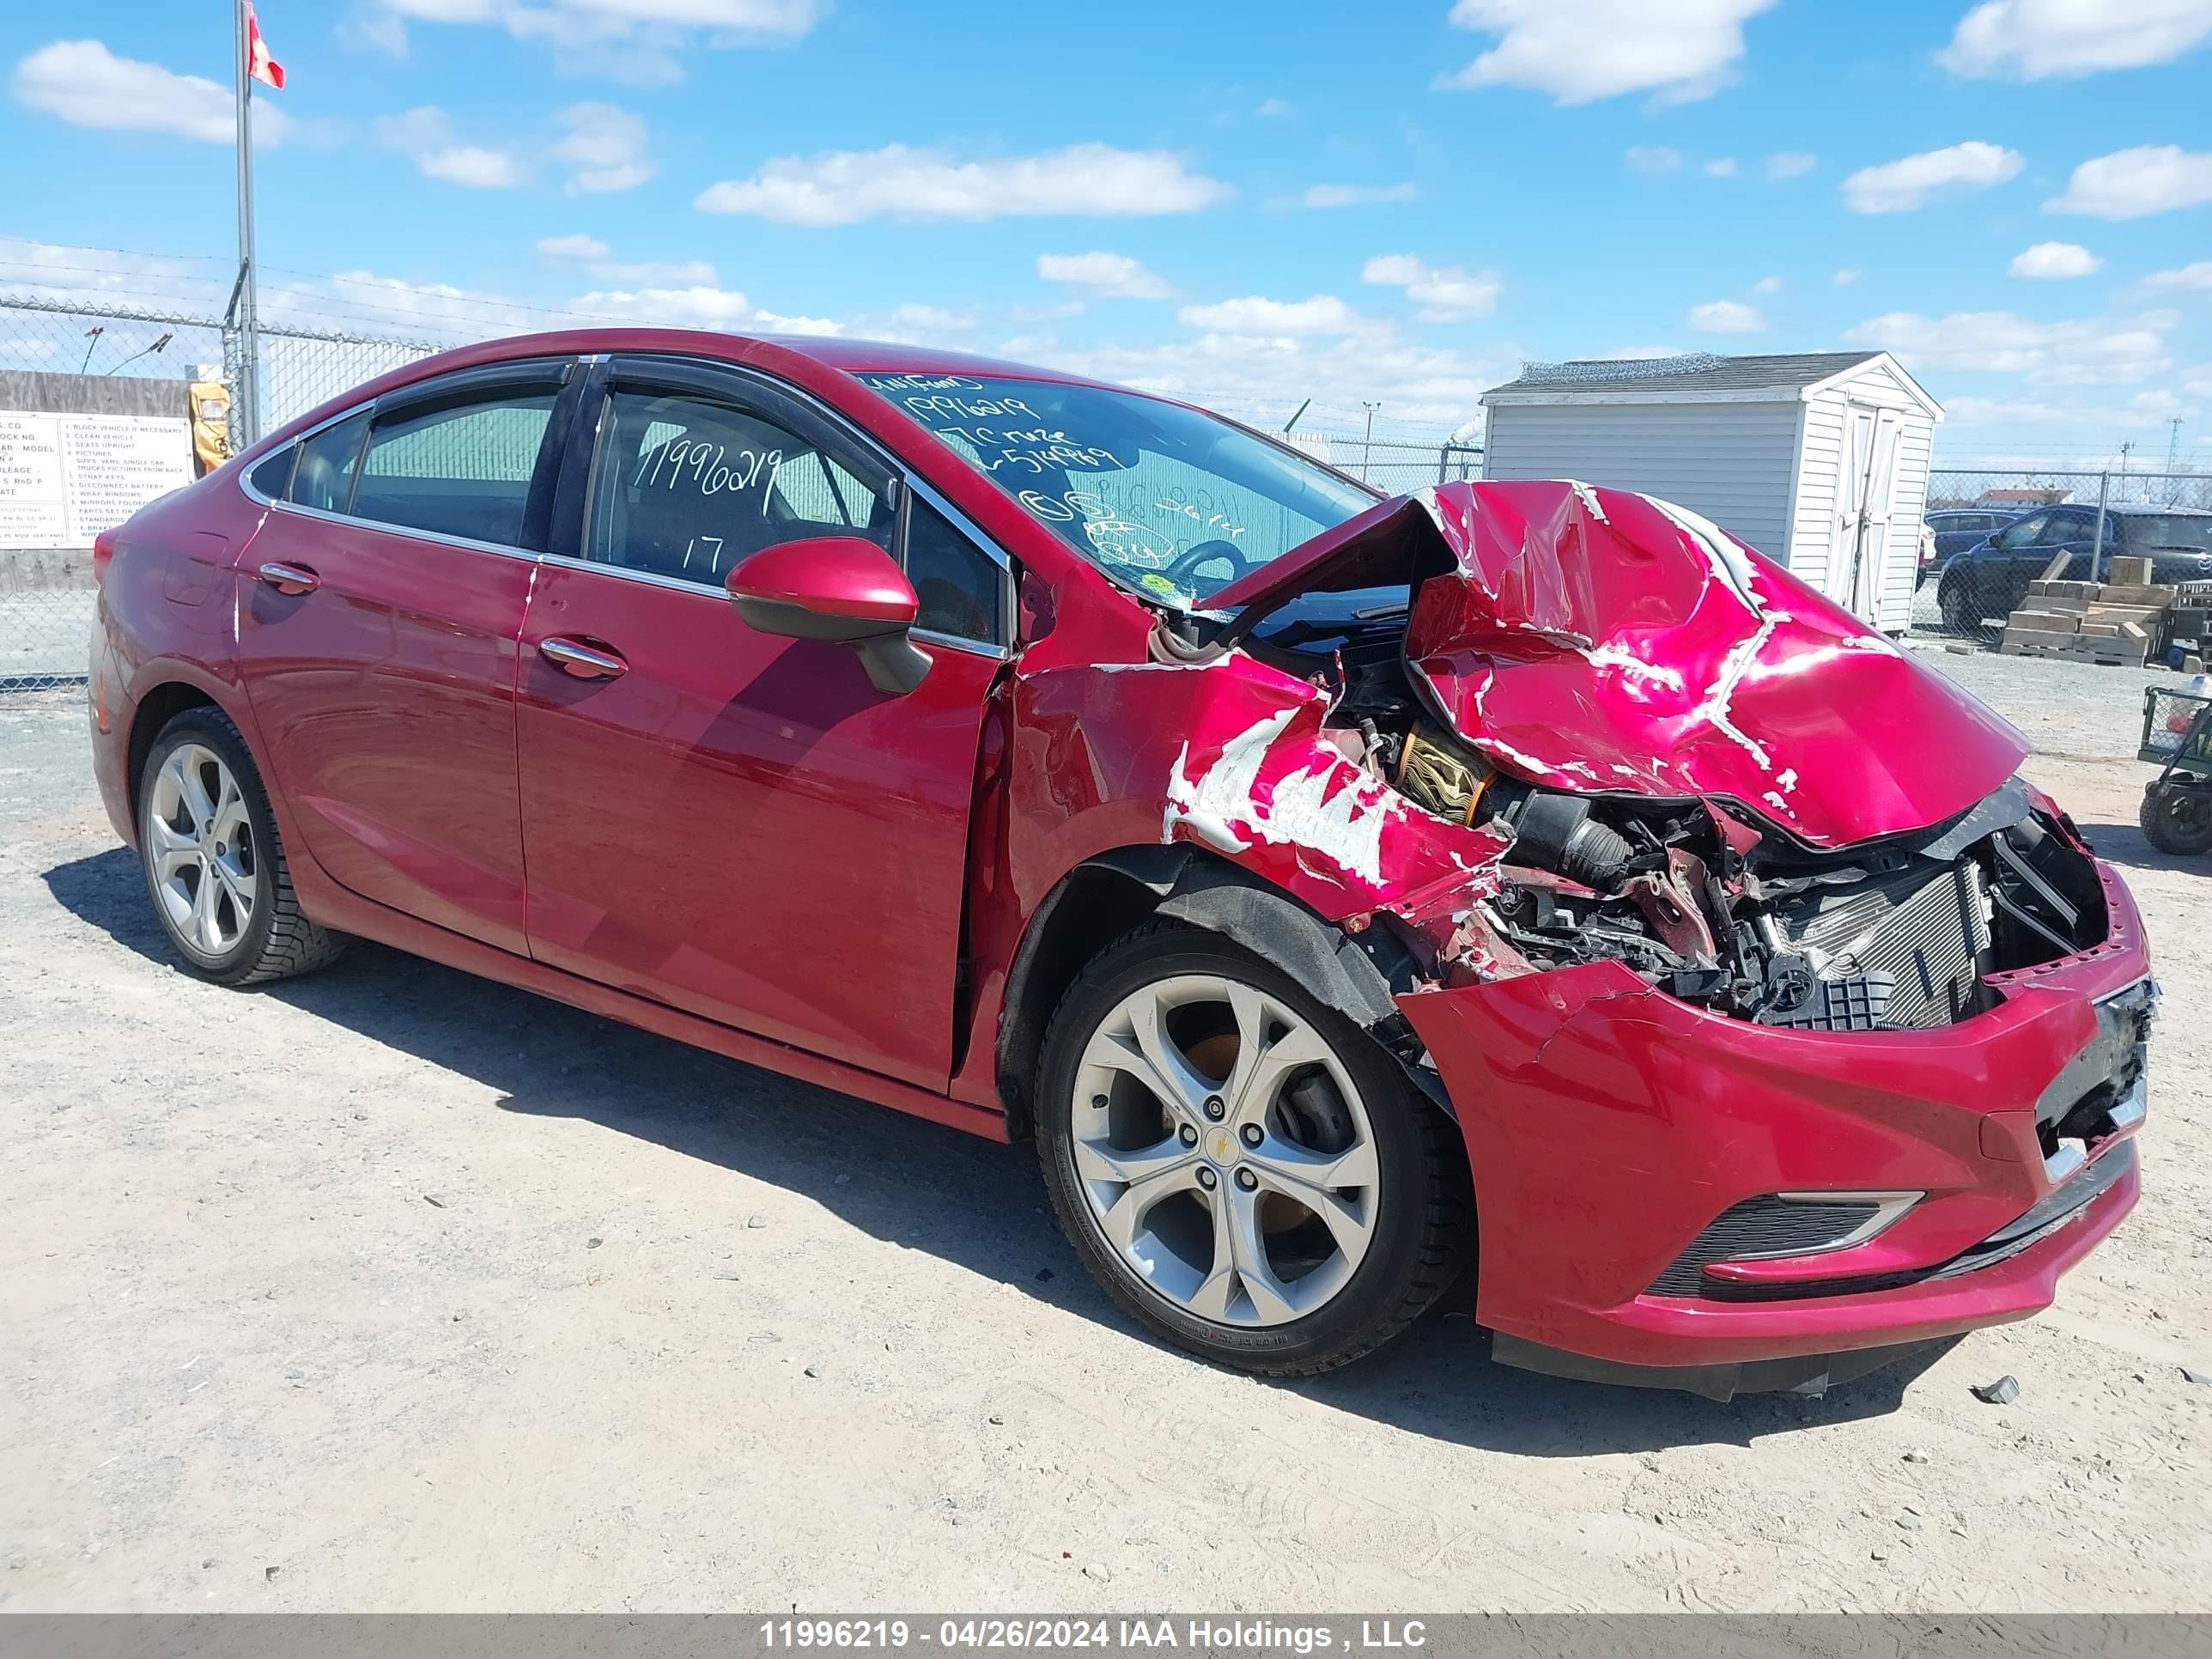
2107,503,2212,517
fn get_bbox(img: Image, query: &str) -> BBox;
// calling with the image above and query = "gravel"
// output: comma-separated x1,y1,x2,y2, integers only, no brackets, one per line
3,658,2208,1613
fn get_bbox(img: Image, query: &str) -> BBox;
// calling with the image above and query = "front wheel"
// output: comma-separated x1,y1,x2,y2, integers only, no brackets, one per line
2141,780,2212,856
1034,920,1469,1375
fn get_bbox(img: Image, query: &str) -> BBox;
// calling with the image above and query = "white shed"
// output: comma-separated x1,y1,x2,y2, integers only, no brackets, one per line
1479,352,1944,633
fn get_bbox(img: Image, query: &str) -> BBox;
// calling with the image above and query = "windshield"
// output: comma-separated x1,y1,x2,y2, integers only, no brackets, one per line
854,372,1376,607
2124,514,2212,552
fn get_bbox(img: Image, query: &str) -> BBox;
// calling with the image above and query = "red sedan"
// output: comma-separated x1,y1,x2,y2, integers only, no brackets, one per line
87,330,2151,1398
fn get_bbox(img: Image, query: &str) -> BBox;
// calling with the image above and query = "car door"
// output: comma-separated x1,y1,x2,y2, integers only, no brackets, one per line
234,358,576,955
1977,508,2051,614
513,356,1012,1091
2040,507,2100,580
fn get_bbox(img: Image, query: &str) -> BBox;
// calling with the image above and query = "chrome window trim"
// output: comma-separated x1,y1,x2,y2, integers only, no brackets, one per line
248,495,545,566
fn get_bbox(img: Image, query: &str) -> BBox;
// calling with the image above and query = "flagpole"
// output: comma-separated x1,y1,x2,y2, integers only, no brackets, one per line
232,0,260,448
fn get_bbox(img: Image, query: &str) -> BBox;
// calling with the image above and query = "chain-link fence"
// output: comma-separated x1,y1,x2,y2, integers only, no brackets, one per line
1911,467,2212,648
1,295,441,688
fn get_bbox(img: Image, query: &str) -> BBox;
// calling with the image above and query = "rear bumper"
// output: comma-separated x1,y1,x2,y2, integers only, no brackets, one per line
1396,860,2149,1389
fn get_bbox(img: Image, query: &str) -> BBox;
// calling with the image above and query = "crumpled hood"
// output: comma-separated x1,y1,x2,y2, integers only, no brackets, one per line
1211,479,2029,849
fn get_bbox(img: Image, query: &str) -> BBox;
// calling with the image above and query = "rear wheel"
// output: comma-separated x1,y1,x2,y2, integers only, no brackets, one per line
2141,780,2212,856
138,708,348,986
1034,920,1468,1375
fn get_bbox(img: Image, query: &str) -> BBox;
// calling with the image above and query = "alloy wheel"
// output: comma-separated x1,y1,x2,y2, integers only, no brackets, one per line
146,742,258,957
1069,974,1380,1328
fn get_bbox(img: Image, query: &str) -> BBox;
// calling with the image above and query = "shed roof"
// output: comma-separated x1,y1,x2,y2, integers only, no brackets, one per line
1481,350,1942,419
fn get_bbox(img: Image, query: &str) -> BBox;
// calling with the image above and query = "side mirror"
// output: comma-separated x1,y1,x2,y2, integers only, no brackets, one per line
726,536,932,696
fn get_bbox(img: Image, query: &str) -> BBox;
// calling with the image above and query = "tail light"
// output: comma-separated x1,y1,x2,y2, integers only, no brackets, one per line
92,527,118,586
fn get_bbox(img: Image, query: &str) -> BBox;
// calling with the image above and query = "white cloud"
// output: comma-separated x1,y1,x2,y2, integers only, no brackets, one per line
1030,327,1518,428
1360,253,1504,320
594,258,718,285
1751,275,1783,294
424,145,526,188
1703,157,1738,178
538,233,611,259
1301,181,1419,208
1844,307,2176,384
1947,390,2200,430
1438,0,1777,105
1833,267,1863,285
561,280,842,336
1688,299,1765,333
366,0,823,80
1765,149,1817,179
1939,0,2212,79
2147,260,2212,289
1842,141,2023,212
1036,251,1173,300
552,102,653,194
696,143,1231,226
1624,145,1683,175
11,39,289,145
374,106,526,188
1255,97,1295,118
2010,240,2101,278
1176,295,1358,337
2045,145,2212,218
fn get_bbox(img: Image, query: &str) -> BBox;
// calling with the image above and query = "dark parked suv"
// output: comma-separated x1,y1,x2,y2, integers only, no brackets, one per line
1936,504,2212,630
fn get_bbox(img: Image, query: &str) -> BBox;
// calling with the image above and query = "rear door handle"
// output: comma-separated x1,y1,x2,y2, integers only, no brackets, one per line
539,636,628,680
256,561,319,595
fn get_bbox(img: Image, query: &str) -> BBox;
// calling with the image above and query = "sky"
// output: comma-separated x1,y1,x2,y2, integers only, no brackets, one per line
3,0,2210,464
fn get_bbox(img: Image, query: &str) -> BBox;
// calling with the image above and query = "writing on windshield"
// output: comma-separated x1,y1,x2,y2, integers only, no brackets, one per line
855,372,1372,607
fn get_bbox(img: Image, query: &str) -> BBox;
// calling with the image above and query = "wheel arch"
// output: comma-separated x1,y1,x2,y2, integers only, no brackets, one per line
124,680,224,830
994,844,1443,1140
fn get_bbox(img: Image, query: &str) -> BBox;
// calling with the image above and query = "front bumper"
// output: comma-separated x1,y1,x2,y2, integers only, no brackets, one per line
1396,859,2149,1393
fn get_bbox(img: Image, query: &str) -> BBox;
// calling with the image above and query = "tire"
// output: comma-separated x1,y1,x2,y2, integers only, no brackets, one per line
137,706,349,986
1034,918,1469,1376
1939,574,1979,635
2140,781,2212,857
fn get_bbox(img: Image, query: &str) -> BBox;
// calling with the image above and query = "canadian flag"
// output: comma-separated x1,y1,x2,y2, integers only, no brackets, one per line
246,3,284,90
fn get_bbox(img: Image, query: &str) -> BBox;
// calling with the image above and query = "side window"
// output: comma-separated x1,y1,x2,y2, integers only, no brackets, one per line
1994,512,2048,549
904,497,1005,645
247,445,297,501
352,389,557,548
586,386,890,587
291,410,370,515
2041,510,2087,543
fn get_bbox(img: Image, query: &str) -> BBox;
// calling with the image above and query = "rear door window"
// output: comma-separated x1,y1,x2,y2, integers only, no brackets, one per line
353,390,559,548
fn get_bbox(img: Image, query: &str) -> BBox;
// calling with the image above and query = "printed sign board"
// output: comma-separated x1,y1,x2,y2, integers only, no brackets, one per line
0,410,194,549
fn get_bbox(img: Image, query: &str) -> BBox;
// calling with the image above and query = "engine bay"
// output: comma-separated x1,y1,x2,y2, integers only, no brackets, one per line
1243,604,2110,1032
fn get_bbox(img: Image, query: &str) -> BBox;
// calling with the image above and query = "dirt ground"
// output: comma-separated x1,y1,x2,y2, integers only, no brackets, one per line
3,642,2208,1613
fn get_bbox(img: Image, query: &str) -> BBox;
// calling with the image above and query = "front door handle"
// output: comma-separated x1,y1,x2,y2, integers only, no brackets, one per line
539,636,628,680
256,561,319,595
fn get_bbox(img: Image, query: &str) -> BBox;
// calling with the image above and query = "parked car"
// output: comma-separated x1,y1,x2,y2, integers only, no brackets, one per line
1936,503,2212,630
1919,507,2025,586
88,330,2151,1399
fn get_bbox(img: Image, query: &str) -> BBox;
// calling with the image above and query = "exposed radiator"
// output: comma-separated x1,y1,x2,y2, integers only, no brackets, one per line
1780,860,1992,1029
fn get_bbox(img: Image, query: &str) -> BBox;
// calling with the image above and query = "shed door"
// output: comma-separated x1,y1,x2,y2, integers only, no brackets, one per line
1831,402,1900,623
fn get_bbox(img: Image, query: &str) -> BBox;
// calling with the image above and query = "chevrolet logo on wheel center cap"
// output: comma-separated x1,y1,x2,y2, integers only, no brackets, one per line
1208,1130,1238,1166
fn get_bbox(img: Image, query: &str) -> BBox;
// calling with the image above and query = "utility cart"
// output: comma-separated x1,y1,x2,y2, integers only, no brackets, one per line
2139,682,2212,855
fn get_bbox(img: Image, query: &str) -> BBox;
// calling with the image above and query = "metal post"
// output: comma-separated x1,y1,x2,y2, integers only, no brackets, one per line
1359,401,1380,483
232,0,261,449
2091,470,2110,586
